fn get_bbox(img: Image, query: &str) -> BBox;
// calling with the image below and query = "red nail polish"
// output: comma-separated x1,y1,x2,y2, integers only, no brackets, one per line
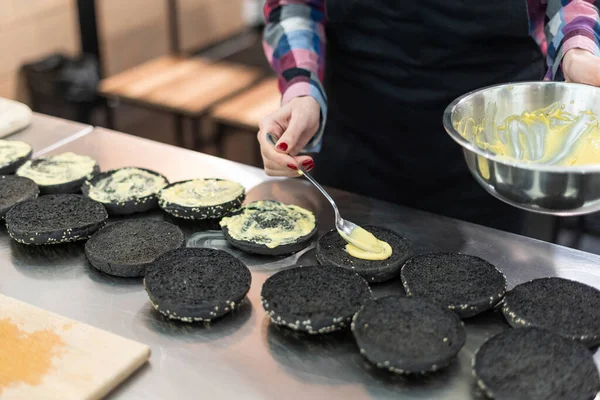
287,164,297,170
305,162,315,171
277,142,288,151
301,159,313,167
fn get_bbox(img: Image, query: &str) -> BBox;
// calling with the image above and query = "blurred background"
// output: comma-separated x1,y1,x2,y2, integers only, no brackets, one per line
2,0,600,253
2,0,271,165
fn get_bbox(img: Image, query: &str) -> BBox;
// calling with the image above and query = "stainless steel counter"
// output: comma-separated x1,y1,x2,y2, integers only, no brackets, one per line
5,113,93,156
2,127,599,399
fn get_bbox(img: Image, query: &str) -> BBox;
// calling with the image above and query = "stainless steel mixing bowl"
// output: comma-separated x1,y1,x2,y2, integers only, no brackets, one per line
443,81,600,216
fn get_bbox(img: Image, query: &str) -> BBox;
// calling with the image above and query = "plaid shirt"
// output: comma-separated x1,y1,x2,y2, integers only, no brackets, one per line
263,0,600,152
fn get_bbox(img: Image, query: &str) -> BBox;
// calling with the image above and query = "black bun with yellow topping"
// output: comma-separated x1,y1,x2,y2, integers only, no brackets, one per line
220,200,318,256
40,163,100,194
0,175,39,218
5,194,107,245
85,220,185,278
261,265,372,334
144,248,251,322
158,178,245,220
0,145,32,174
82,167,168,215
316,226,413,283
17,156,100,194
352,296,466,374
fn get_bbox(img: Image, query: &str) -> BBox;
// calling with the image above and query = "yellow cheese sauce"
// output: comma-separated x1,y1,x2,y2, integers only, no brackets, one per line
455,102,600,166
340,226,393,261
0,140,31,168
160,179,244,207
16,152,96,185
219,200,315,248
87,167,168,203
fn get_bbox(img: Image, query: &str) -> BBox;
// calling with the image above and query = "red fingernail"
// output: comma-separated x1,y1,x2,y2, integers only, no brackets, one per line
287,164,297,170
305,162,315,171
277,142,288,151
301,159,313,167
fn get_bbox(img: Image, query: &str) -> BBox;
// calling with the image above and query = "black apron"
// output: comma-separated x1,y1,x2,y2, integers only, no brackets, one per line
313,0,546,233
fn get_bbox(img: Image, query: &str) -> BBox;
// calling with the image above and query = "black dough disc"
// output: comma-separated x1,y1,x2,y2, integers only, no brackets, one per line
220,200,318,256
0,175,39,218
261,265,372,334
5,194,107,245
401,253,507,318
85,220,185,278
0,140,32,174
144,247,251,322
316,226,413,283
502,277,600,347
473,327,600,400
82,167,168,215
352,296,466,374
158,178,245,220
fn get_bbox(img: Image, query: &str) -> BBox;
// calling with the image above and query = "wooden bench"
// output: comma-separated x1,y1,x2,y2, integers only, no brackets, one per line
98,55,262,151
211,77,280,130
209,77,280,161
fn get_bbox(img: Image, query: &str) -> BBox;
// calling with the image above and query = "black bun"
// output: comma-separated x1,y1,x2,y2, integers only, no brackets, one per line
158,179,245,220
352,296,466,374
85,220,185,278
0,147,32,174
261,265,372,334
0,175,39,218
502,277,600,347
221,200,318,255
144,247,251,322
473,327,600,400
82,167,168,215
5,194,107,245
401,253,507,318
316,226,413,283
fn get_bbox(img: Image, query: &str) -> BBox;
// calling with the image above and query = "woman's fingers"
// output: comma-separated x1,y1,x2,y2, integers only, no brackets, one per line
293,155,315,172
258,131,298,167
257,97,321,174
257,108,299,176
277,97,321,155
563,48,600,85
263,158,300,177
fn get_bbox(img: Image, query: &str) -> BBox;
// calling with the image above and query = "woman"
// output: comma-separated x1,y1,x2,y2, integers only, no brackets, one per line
257,0,600,233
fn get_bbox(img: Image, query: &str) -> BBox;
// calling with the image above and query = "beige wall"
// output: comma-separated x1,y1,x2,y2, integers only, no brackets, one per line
97,0,248,77
96,0,170,77
0,0,80,101
178,0,246,53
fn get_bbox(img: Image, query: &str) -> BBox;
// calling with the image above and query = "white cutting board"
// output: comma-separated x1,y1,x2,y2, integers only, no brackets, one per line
0,97,32,138
0,294,150,400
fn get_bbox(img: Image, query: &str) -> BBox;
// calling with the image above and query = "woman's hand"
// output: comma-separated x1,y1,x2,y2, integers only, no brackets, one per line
257,96,320,177
562,48,600,85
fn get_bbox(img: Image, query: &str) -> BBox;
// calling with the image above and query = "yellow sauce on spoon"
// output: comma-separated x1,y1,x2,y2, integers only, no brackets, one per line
296,168,392,260
340,226,393,261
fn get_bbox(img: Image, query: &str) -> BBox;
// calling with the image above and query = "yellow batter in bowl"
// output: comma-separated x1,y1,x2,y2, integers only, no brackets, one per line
455,102,600,166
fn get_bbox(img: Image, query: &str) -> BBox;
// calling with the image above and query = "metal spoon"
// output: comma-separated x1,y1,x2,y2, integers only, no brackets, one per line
266,133,383,253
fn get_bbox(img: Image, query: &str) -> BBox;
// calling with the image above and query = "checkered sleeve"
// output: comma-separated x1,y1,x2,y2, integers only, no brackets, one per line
263,0,327,152
544,0,600,80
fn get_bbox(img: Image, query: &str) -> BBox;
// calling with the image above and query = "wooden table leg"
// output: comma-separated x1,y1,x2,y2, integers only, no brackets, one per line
174,114,185,147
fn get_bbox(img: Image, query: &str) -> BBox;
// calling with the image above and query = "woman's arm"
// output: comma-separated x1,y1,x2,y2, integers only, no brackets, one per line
263,0,327,152
543,0,600,82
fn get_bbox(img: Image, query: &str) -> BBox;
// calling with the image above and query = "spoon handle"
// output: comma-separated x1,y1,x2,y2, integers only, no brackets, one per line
265,132,340,216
